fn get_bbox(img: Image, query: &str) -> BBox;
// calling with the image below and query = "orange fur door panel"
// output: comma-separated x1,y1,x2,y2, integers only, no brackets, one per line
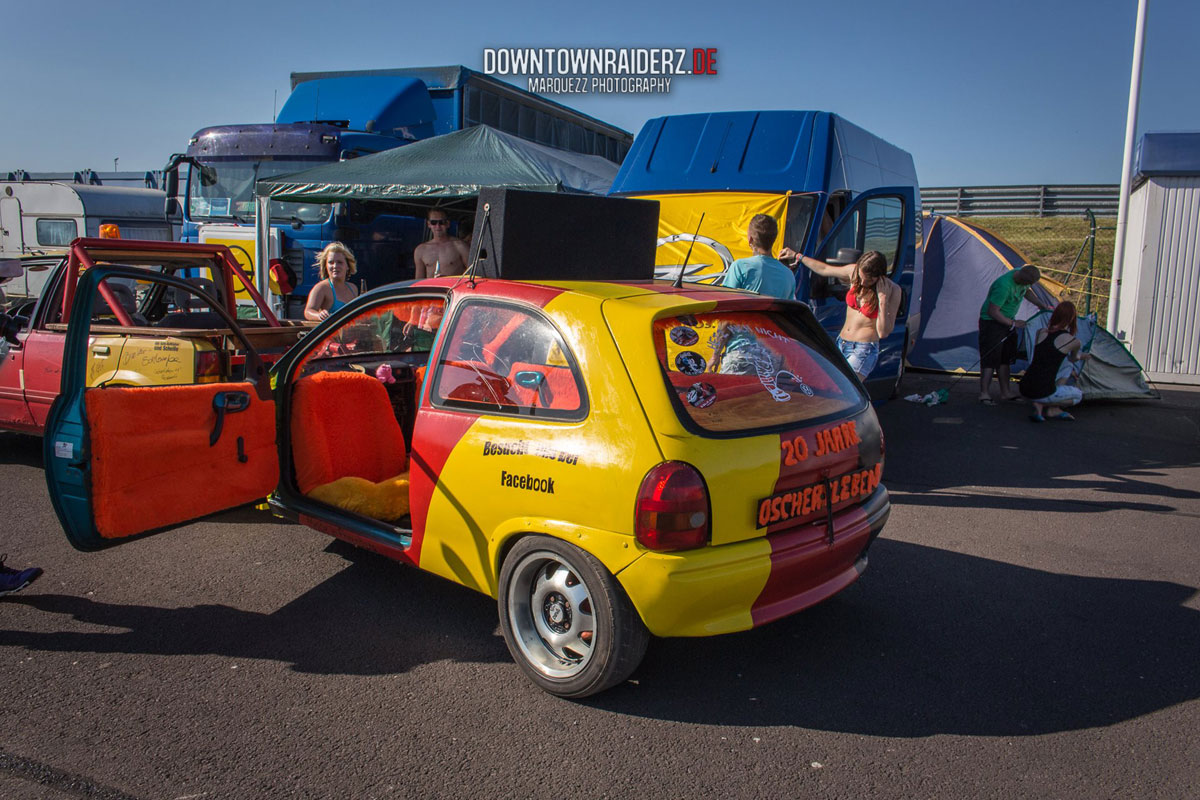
85,384,279,538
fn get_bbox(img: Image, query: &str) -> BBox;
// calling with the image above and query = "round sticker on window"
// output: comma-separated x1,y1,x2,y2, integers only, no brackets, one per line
670,326,699,347
675,351,707,376
687,382,717,409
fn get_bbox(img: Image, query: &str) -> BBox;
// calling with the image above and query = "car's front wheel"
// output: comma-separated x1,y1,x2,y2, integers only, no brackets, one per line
499,536,649,698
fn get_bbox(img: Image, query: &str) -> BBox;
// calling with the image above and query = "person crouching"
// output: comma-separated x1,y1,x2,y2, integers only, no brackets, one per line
1019,301,1091,422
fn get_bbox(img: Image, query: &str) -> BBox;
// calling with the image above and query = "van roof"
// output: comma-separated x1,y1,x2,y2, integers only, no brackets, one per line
609,110,917,196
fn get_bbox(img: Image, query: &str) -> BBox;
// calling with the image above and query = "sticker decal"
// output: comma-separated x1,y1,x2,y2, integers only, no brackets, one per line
500,470,556,494
674,351,707,375
54,441,74,459
777,370,814,397
687,382,717,409
670,326,699,347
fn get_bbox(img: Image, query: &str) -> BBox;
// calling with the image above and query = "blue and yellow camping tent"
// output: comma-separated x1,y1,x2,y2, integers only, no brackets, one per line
910,213,1065,371
913,213,1156,400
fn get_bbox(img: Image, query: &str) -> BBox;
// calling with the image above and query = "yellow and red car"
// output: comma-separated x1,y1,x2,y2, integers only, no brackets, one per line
45,266,889,697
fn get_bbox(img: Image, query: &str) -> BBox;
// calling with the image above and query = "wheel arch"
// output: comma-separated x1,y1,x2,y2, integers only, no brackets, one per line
488,519,645,600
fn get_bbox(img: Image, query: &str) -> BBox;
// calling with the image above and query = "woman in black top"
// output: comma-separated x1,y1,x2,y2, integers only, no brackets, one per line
1019,301,1091,422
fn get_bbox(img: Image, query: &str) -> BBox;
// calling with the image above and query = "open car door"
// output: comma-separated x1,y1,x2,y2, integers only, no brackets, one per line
44,265,279,551
808,186,918,397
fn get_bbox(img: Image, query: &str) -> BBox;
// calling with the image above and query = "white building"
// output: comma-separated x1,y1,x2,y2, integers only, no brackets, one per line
1114,132,1200,385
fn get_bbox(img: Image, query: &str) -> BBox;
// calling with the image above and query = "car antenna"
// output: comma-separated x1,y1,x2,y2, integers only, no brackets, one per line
674,212,705,288
463,203,491,289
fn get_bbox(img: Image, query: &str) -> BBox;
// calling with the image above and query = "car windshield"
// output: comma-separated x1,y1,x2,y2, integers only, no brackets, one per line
188,160,332,224
654,310,863,433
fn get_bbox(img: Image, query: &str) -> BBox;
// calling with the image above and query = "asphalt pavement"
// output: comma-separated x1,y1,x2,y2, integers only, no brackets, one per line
1,371,1198,799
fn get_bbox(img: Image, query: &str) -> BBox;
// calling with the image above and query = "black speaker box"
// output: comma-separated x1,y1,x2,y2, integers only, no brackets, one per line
468,188,659,281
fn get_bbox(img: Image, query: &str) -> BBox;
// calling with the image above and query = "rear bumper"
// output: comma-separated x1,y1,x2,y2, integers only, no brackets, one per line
618,486,889,637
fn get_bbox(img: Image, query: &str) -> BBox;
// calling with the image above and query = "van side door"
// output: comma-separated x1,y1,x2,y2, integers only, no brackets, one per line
806,186,918,393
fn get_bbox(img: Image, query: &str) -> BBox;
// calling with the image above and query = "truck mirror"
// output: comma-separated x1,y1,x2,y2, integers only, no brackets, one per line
165,197,182,218
199,165,218,187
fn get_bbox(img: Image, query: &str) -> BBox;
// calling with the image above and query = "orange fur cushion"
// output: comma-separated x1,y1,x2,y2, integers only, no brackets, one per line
290,371,408,495
307,472,411,521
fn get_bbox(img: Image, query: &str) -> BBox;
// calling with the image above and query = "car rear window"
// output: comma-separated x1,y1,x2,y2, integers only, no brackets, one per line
654,311,863,433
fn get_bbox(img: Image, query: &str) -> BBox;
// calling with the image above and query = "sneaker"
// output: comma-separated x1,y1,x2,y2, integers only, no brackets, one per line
0,554,43,598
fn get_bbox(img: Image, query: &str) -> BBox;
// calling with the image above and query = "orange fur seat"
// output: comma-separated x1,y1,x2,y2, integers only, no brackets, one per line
507,362,581,411
290,371,408,495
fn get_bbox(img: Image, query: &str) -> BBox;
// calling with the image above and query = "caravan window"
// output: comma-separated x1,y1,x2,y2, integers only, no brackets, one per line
36,219,77,247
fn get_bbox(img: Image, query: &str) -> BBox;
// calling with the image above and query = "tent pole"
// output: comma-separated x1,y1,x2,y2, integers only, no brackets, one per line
1107,0,1149,337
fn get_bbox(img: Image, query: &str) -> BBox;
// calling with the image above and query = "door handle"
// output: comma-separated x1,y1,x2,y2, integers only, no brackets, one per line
92,345,111,356
210,390,251,447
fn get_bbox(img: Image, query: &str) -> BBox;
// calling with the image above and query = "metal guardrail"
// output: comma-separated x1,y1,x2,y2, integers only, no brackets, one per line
2,170,164,189
920,185,1119,217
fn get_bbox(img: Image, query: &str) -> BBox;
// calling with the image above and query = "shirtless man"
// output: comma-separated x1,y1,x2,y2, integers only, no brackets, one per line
414,209,470,279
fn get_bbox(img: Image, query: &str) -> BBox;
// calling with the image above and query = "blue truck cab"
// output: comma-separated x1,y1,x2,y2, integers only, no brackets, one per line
609,111,922,400
166,66,632,318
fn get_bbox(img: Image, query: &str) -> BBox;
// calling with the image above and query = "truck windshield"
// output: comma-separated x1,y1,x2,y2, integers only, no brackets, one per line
188,160,332,225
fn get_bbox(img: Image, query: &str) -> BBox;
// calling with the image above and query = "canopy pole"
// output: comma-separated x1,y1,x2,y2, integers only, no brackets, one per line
255,194,275,316
1107,0,1149,337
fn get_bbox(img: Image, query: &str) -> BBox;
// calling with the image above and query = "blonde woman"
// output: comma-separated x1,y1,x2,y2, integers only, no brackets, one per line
305,242,359,321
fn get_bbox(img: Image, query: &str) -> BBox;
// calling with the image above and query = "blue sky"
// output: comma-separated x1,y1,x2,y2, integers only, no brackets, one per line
3,0,1196,186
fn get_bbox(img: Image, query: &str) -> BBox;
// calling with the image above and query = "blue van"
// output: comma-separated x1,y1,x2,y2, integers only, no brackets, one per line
609,110,922,400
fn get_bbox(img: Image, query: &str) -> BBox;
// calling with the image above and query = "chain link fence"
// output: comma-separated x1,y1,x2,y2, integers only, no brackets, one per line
949,213,1116,321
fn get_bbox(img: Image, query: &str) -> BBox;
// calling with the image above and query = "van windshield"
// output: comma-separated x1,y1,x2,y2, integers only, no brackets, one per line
654,310,863,433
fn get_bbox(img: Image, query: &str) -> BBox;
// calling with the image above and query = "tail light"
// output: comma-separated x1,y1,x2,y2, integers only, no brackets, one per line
634,461,710,552
195,350,222,383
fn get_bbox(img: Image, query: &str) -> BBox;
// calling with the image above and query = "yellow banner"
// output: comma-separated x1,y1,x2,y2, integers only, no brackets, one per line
632,191,789,282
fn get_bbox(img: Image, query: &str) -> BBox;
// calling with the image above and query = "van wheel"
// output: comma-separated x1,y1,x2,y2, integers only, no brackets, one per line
499,536,649,698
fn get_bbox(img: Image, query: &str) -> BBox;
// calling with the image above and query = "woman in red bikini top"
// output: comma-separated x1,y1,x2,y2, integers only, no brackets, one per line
781,249,901,380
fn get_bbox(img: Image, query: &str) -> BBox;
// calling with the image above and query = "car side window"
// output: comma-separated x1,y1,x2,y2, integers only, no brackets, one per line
297,297,445,375
431,301,586,419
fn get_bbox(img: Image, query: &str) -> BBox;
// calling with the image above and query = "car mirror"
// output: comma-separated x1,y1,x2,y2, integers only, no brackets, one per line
514,370,545,389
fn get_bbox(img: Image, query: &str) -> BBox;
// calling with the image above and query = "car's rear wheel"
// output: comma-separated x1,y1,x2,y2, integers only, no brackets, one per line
499,536,649,698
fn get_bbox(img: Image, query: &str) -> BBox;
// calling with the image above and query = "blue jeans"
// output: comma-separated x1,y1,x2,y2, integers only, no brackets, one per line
837,336,880,377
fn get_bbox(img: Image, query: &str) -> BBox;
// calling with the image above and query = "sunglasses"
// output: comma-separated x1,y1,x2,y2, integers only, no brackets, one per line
428,219,449,226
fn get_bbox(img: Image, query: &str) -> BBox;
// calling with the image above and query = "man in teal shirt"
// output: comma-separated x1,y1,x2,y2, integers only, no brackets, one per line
722,214,796,300
978,264,1054,403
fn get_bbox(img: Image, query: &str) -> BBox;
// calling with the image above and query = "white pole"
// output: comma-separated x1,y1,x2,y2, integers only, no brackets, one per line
1107,0,1149,336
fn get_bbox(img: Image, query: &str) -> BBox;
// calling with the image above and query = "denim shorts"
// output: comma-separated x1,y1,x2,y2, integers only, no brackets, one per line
836,336,880,377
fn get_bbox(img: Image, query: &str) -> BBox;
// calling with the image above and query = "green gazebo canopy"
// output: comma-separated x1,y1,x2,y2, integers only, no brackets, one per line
255,124,618,203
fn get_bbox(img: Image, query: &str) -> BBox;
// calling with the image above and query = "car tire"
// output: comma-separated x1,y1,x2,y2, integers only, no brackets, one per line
498,535,649,698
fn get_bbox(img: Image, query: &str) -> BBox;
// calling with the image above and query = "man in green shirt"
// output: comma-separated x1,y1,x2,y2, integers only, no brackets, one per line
978,264,1055,403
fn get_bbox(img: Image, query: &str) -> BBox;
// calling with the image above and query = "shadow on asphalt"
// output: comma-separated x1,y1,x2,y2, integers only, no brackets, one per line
6,536,1198,737
588,537,1200,736
874,374,1200,510
1,541,509,676
0,433,44,469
